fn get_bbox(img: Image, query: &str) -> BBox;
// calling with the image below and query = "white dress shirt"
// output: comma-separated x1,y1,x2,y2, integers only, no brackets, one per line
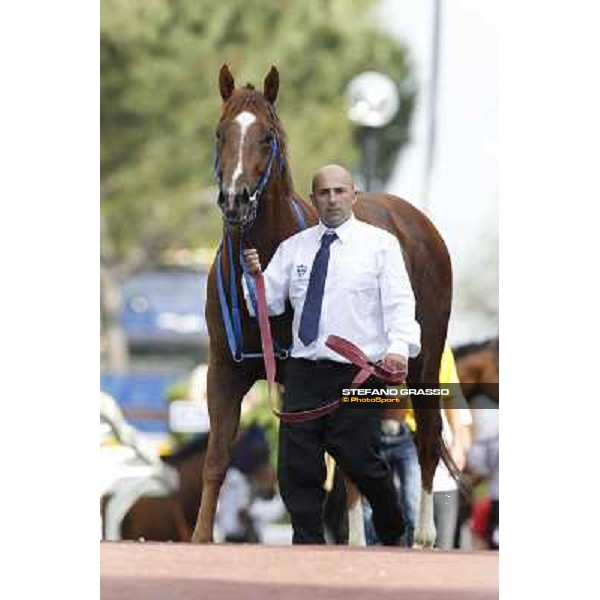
243,214,421,362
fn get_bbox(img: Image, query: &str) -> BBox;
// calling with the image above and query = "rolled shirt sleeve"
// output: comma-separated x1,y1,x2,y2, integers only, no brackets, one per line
379,236,421,358
242,241,291,317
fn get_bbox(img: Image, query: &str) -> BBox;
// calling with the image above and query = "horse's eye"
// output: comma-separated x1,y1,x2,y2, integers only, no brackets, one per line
261,132,273,145
215,130,222,142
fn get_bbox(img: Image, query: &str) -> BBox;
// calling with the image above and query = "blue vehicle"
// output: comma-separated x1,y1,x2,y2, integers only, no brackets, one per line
100,371,186,434
121,267,209,351
101,267,209,436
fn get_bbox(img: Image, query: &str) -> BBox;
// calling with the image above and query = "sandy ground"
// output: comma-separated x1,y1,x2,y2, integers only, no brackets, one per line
101,541,498,600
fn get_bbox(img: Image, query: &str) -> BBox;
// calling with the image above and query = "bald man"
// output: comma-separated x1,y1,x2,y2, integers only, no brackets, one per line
243,164,421,545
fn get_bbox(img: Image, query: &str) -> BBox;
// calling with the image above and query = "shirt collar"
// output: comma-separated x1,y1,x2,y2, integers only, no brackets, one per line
316,213,356,244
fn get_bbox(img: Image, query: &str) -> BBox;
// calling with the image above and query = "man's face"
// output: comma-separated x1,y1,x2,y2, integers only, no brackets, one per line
310,169,357,228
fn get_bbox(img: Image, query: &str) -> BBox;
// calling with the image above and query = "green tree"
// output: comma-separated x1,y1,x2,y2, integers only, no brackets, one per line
101,0,415,368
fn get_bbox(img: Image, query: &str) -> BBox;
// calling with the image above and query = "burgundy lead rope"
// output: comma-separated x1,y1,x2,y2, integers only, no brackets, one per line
253,271,340,423
252,274,406,424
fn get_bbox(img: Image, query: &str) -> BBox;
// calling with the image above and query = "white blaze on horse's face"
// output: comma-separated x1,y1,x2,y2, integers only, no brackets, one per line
227,111,257,195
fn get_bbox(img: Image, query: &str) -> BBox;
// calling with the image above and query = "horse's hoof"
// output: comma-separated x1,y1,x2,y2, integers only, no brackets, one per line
412,541,435,550
191,529,213,544
413,529,436,549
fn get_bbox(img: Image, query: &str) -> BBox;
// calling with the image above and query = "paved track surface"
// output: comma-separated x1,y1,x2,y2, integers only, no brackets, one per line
101,542,498,600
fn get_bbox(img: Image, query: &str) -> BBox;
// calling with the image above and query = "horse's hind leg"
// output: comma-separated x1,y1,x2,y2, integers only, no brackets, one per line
344,476,366,546
191,363,253,543
410,350,444,549
322,462,365,546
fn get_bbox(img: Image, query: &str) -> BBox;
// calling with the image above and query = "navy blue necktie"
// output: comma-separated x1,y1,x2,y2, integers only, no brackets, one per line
298,232,338,346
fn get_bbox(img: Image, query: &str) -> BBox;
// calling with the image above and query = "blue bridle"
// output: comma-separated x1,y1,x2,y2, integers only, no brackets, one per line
214,133,285,228
213,131,307,363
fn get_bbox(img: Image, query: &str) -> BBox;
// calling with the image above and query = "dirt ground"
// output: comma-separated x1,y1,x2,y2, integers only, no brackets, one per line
101,541,498,600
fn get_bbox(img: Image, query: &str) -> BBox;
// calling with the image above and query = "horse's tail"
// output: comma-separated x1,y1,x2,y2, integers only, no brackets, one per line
439,434,472,499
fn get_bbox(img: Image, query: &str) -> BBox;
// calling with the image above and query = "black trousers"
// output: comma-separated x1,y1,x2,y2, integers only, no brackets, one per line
278,358,405,545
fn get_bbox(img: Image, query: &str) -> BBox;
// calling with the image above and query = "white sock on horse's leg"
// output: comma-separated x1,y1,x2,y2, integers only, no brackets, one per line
343,477,366,546
414,490,436,548
347,499,366,546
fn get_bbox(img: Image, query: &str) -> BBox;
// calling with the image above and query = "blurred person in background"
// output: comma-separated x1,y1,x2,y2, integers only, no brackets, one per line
364,345,471,549
466,399,499,550
432,347,472,550
432,405,471,550
214,424,285,543
364,402,420,547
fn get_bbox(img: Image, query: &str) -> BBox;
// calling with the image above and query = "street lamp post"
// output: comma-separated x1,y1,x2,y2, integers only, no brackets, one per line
345,71,399,192
362,127,378,192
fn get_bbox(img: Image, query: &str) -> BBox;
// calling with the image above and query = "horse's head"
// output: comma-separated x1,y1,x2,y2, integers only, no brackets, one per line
214,64,287,230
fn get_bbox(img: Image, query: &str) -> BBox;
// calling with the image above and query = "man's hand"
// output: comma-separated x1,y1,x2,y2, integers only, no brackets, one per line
381,353,408,380
243,248,262,275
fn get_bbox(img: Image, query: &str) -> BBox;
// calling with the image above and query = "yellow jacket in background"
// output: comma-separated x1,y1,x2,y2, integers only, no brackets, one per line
405,344,460,431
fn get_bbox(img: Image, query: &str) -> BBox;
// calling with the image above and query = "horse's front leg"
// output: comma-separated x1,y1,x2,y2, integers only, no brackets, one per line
191,363,254,543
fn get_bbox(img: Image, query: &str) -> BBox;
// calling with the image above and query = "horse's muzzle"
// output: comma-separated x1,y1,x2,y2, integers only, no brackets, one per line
218,187,257,229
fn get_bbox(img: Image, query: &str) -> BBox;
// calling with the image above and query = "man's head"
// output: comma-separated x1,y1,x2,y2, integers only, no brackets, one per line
310,164,357,228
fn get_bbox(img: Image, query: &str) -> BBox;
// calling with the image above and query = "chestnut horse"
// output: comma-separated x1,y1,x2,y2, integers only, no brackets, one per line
191,65,452,546
117,427,278,542
454,338,499,404
119,434,208,542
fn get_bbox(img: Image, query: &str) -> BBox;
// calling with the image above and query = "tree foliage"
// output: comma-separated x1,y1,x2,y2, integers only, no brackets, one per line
101,0,415,266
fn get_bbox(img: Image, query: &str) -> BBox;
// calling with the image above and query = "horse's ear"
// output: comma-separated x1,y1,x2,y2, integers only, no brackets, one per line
263,65,279,104
219,64,235,101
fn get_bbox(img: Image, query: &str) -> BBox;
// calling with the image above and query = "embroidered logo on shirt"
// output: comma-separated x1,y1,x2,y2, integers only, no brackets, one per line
296,264,308,277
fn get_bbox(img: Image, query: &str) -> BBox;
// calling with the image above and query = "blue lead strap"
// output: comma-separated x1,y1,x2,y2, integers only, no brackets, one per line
227,235,243,357
290,196,307,231
216,242,241,361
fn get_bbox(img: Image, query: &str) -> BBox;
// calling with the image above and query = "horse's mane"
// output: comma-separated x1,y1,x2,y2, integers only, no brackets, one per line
452,337,499,360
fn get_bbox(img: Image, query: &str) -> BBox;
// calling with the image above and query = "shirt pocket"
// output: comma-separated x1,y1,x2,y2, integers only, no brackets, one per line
348,281,380,310
340,264,380,309
289,273,310,302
